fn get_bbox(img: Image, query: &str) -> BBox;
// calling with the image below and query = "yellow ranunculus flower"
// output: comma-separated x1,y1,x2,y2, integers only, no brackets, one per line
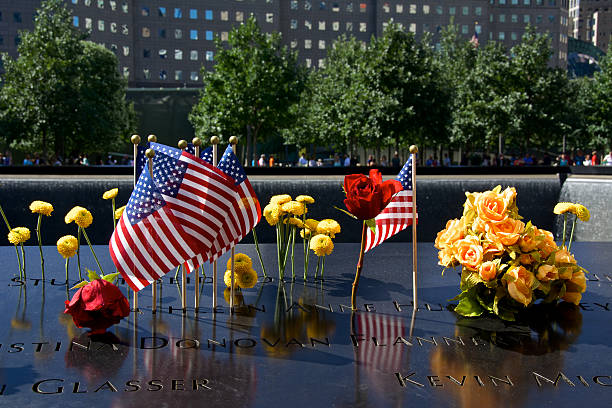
224,263,252,288
114,205,126,220
269,194,292,205
310,234,334,257
263,203,281,226
67,206,93,228
281,200,306,216
284,217,304,228
295,195,315,204
224,269,239,288
103,188,118,200
226,253,253,270
8,227,30,245
575,204,590,222
223,287,244,305
553,202,576,215
57,235,78,259
316,219,341,238
29,200,54,216
236,267,258,289
300,228,313,239
304,219,319,231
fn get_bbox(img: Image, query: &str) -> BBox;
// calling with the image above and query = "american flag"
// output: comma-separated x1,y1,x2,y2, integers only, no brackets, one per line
364,156,417,253
186,145,261,271
134,145,148,181
356,312,405,372
470,25,480,48
110,149,238,291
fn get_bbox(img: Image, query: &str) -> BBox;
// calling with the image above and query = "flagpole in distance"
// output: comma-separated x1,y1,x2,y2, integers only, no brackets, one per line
192,136,202,312
130,134,141,312
145,147,158,313
178,139,189,312
210,135,220,311
229,136,238,314
409,145,418,312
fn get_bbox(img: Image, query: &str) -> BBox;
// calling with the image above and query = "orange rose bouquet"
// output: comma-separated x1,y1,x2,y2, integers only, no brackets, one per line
436,185,589,321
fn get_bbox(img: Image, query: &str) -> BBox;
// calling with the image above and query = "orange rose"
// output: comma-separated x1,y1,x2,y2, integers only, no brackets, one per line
435,219,464,250
482,232,504,260
475,190,509,224
489,218,525,246
453,235,483,271
501,187,517,206
536,228,558,258
519,253,533,265
536,264,559,282
506,265,535,306
555,247,576,265
562,292,582,305
519,233,538,253
438,247,456,268
472,217,488,234
563,270,586,305
478,261,498,281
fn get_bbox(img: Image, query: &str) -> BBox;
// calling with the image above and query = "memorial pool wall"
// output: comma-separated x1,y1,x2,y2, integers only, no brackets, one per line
0,174,609,244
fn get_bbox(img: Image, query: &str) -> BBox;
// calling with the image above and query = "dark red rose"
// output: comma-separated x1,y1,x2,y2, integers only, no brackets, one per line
343,169,403,220
64,279,130,335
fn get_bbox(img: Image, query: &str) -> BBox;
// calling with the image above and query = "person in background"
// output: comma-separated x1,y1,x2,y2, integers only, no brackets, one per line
391,151,400,168
258,154,266,167
574,149,585,166
380,155,388,167
333,154,342,167
298,153,308,167
542,153,551,165
559,154,569,166
523,154,534,166
443,153,451,167
23,155,33,166
425,156,434,166
343,154,351,167
603,151,612,166
316,158,323,167
269,155,275,167
308,156,316,167
592,151,600,165
367,154,376,166
583,154,591,166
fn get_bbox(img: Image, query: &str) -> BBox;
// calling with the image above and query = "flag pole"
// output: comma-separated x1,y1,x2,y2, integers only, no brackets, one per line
409,145,418,312
178,139,189,312
192,136,202,312
146,134,158,315
210,136,220,311
145,147,157,313
229,136,238,314
130,134,141,312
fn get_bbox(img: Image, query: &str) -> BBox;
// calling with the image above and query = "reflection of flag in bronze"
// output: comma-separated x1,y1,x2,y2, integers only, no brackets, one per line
186,145,261,270
364,157,417,252
357,312,405,372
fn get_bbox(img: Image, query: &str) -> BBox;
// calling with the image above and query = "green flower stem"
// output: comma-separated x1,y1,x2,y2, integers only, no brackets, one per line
568,215,577,252
562,213,567,248
200,265,206,280
305,236,312,281
65,258,69,283
281,226,292,280
36,214,45,280
15,245,23,279
320,256,326,279
111,198,116,230
290,227,296,280
251,227,267,277
315,256,321,279
20,243,26,279
80,227,105,275
76,227,82,280
174,266,180,280
0,204,11,231
276,224,282,279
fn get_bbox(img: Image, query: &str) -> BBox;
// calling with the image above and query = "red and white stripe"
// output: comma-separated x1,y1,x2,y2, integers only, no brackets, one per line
357,313,405,372
364,190,417,253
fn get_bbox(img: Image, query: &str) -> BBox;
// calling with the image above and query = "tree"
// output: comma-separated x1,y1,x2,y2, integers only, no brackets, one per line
189,17,306,165
0,0,135,160
581,52,612,150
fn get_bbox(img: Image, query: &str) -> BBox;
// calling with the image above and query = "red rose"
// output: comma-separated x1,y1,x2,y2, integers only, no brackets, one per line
343,169,403,220
64,279,130,335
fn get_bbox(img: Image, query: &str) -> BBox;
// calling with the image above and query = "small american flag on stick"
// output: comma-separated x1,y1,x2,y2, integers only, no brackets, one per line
364,157,417,252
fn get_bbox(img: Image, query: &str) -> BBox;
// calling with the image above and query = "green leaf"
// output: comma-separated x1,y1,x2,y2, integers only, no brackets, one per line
70,280,89,290
455,294,485,317
365,218,376,233
493,288,505,315
101,272,120,284
87,268,100,281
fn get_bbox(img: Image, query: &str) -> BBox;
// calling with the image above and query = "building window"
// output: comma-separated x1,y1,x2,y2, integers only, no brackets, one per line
98,20,105,31
175,49,183,60
143,49,151,58
142,27,151,38
175,70,183,81
158,7,166,17
123,46,129,56
190,50,198,60
290,19,297,29
346,22,353,31
410,4,416,14
236,12,244,22
332,2,340,12
423,23,430,32
190,30,198,40
499,14,505,22
499,32,505,40
174,8,182,18
536,15,542,23
449,7,456,15
436,6,443,15
221,11,228,21
305,20,312,30
320,1,327,10
86,18,92,29
266,13,274,23
73,16,79,27
396,5,403,13
291,0,298,10
206,30,213,40
206,51,214,61
423,5,430,14
160,70,167,80
548,15,554,23
475,7,482,16
511,32,518,40
110,22,117,33
359,22,367,32
462,6,469,16
305,1,312,11
318,40,325,49
98,0,104,9
318,59,325,68
319,21,326,30
221,31,228,41
332,21,339,31
524,0,530,4
121,24,128,35
462,25,468,34
159,49,167,59
123,67,129,78
122,2,128,13
306,58,312,68
383,2,390,13
175,29,182,39
13,12,22,23
347,3,353,12
360,3,366,12
141,7,149,17
305,39,312,49
291,39,298,48
409,23,416,33
143,69,150,79
512,0,518,4
205,10,213,20
190,9,197,19
190,72,198,81
159,28,166,38
512,14,518,23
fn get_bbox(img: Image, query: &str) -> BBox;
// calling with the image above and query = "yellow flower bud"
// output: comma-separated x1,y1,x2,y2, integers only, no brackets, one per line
103,188,119,200
29,201,54,216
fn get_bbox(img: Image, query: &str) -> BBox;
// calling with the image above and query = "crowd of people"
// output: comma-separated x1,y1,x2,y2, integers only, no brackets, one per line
421,149,612,167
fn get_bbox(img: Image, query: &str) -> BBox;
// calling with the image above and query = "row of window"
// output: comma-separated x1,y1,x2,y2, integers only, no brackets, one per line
490,0,556,5
291,1,366,13
73,16,128,34
292,20,368,32
71,0,128,13
139,8,275,24
141,69,201,82
143,49,214,62
382,4,484,16
490,13,557,23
